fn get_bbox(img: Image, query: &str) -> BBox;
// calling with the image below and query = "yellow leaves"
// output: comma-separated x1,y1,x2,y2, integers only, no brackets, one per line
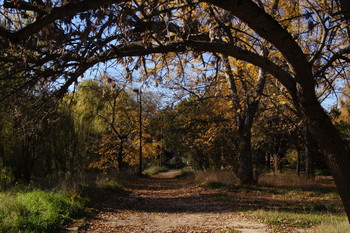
280,100,287,105
199,2,210,9
166,32,177,38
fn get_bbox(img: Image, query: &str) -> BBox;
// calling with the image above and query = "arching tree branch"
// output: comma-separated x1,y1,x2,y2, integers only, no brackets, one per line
54,40,296,98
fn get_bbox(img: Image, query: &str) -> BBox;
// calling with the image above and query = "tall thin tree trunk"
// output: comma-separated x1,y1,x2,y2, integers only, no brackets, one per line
265,152,271,171
117,142,124,172
273,154,281,173
305,145,314,179
296,147,301,176
304,127,316,179
291,134,302,176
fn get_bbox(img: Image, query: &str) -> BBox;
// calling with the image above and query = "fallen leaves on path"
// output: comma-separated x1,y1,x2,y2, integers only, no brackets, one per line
80,170,270,233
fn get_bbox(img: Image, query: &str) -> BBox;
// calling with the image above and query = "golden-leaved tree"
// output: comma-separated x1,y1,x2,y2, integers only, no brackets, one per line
72,78,161,173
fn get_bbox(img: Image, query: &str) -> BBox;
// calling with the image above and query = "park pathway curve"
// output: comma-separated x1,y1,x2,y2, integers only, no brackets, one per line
80,170,270,233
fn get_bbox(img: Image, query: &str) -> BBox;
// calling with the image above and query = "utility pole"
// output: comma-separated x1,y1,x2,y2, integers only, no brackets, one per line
133,88,142,175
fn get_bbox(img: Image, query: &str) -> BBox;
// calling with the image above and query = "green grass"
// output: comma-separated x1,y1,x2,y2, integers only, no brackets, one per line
310,220,350,233
0,188,86,232
0,179,123,232
99,180,123,191
179,166,195,175
249,209,347,232
143,165,169,175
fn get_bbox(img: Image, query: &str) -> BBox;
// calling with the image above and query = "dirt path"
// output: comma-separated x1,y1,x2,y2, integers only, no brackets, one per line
81,170,270,233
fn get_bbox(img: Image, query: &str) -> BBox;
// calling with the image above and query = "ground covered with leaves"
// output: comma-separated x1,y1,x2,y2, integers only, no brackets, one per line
79,170,269,233
72,170,348,233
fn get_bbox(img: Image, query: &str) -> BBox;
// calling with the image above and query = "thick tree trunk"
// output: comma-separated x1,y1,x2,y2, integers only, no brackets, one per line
301,98,350,222
237,131,256,185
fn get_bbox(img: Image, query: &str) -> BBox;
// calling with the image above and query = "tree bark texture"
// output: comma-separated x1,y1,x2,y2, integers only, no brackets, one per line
299,97,350,220
237,129,255,185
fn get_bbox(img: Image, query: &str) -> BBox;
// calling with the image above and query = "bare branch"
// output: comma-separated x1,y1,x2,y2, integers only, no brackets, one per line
314,46,350,77
306,0,329,64
1,0,127,43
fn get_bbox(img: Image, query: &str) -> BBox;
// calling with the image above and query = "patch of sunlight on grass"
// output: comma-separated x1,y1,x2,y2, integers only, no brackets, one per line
249,209,347,230
310,220,350,233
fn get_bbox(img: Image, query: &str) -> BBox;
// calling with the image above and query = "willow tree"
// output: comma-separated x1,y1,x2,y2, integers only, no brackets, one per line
1,0,350,221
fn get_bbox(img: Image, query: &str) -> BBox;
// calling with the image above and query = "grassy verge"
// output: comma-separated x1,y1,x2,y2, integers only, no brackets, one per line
0,187,86,232
0,176,125,232
249,209,348,232
197,170,350,232
248,173,348,232
310,220,350,233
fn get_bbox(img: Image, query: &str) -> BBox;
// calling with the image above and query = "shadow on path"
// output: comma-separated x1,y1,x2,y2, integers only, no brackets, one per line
79,170,270,233
96,171,231,214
